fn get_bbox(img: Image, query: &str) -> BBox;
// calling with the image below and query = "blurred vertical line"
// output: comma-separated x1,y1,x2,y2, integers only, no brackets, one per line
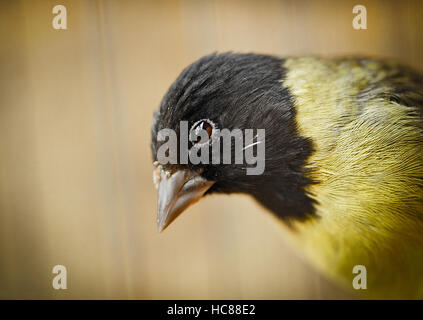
405,0,416,67
180,0,217,58
314,273,322,299
0,0,53,298
288,0,299,53
0,0,21,298
94,0,133,298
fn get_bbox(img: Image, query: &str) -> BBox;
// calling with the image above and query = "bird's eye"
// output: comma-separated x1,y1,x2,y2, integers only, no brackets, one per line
190,119,215,145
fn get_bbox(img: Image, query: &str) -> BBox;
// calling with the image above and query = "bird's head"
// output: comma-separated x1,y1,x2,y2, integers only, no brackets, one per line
151,52,315,232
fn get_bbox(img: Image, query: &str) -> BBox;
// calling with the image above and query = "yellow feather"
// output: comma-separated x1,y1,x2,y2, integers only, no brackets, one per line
282,57,423,298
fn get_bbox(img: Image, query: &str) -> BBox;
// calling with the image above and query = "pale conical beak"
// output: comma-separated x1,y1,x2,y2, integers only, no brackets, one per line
156,168,214,233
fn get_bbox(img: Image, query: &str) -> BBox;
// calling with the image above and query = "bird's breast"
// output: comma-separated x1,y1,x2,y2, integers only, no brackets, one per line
280,57,423,298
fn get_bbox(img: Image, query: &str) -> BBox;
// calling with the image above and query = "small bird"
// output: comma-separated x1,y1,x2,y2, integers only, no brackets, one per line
151,52,423,299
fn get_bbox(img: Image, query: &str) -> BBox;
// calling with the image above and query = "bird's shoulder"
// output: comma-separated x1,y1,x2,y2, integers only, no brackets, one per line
282,56,423,211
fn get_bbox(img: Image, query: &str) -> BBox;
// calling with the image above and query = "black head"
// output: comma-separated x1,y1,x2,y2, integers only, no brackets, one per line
151,52,315,231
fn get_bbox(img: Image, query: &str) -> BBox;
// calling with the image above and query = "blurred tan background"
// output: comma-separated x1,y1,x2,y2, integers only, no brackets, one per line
0,0,422,299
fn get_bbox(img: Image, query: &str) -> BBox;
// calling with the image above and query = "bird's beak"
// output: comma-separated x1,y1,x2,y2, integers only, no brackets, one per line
157,168,214,233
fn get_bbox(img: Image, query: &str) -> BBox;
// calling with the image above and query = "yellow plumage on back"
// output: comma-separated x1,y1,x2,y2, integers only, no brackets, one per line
283,57,423,298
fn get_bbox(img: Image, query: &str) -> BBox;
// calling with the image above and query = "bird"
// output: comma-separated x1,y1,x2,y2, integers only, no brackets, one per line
150,52,423,299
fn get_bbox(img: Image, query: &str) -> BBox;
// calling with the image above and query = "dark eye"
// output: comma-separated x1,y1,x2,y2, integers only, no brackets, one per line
191,119,214,144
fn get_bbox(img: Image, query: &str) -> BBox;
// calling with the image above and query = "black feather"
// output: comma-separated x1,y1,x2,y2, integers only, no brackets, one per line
151,52,316,220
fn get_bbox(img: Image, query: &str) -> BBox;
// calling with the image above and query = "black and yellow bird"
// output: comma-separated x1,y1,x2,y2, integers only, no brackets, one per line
151,52,423,299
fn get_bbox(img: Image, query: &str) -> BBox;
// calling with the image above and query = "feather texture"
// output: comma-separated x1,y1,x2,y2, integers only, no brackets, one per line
283,57,423,298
